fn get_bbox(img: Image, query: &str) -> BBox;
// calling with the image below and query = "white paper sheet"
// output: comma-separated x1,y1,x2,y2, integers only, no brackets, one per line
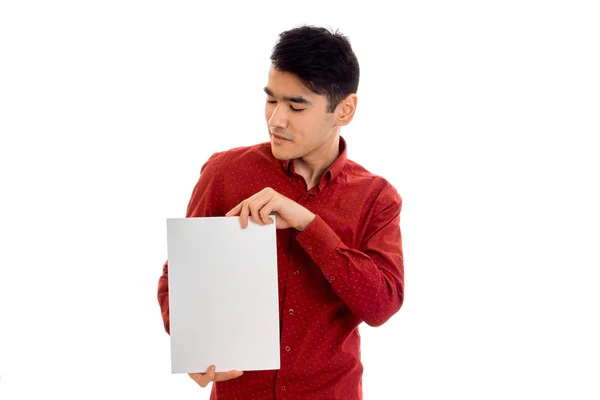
166,216,280,373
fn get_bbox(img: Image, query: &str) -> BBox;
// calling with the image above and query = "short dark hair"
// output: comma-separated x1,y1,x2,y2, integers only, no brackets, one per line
270,25,360,113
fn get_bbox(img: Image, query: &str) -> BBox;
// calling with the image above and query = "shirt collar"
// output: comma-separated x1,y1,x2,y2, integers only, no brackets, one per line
279,136,348,190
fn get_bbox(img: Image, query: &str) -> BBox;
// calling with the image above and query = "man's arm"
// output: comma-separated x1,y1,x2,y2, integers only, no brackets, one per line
226,184,404,327
157,260,171,333
296,186,404,327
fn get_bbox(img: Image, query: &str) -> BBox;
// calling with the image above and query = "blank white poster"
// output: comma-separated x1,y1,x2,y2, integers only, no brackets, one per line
166,216,280,374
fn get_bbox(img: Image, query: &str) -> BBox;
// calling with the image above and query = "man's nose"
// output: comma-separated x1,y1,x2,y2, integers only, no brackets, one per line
268,104,288,129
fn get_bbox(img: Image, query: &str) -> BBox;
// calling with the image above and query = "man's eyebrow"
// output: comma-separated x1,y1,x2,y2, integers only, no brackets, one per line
264,87,312,105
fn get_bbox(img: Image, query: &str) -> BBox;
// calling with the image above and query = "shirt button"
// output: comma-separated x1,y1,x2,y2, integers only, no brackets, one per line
281,385,286,391
293,270,299,275
285,346,291,352
288,308,294,315
329,275,336,281
307,245,313,250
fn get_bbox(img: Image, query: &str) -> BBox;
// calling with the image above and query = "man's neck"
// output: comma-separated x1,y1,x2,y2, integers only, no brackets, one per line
294,134,340,190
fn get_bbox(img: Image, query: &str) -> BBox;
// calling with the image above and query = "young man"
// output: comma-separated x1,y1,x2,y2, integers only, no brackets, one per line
157,25,404,399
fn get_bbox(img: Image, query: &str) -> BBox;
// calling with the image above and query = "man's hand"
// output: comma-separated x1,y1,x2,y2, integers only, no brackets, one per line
226,187,316,230
188,365,243,388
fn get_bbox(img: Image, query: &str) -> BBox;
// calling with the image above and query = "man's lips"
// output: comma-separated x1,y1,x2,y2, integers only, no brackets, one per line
272,133,291,141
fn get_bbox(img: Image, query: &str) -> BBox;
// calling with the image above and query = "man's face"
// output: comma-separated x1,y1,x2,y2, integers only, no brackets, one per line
264,66,338,161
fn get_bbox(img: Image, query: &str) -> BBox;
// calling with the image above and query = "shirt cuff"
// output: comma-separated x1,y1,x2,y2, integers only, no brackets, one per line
296,215,341,273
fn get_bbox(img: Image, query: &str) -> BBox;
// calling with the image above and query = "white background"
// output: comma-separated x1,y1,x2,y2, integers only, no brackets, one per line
1,1,599,399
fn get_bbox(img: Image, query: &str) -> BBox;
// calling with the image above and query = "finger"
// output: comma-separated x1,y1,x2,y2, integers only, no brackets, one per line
213,370,244,382
248,201,264,225
227,188,275,227
248,193,273,225
227,201,247,229
239,201,250,229
188,372,208,387
259,201,276,225
193,365,216,387
188,372,202,382
225,203,242,217
227,188,268,217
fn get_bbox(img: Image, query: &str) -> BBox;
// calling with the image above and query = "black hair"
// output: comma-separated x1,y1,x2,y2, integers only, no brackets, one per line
270,25,360,113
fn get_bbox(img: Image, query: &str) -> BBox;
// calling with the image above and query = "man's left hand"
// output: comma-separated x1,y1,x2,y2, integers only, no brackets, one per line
225,187,315,231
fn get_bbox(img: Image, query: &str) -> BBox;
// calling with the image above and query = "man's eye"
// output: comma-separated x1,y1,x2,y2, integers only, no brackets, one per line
267,100,277,104
290,106,305,112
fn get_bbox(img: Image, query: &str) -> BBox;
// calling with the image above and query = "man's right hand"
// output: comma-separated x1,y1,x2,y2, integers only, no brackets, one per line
188,365,244,388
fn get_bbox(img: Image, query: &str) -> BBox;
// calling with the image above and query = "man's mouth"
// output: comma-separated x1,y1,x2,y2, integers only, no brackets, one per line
272,133,291,141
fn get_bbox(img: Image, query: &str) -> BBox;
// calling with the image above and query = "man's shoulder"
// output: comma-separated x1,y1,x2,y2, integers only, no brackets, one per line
344,158,391,185
203,141,273,168
344,158,402,200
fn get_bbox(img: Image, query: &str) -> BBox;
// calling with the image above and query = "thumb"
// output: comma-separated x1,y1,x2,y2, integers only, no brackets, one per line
206,365,216,379
199,365,216,388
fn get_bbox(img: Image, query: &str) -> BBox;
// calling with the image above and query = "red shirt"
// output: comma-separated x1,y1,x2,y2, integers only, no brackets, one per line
157,137,404,399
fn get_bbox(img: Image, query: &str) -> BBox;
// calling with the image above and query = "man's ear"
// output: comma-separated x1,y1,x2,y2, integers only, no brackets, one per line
335,94,358,127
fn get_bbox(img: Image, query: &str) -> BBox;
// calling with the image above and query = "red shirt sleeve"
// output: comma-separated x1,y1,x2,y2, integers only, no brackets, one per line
295,185,404,326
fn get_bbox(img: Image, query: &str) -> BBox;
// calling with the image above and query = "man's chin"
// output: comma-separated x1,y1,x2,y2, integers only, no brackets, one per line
270,144,293,161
